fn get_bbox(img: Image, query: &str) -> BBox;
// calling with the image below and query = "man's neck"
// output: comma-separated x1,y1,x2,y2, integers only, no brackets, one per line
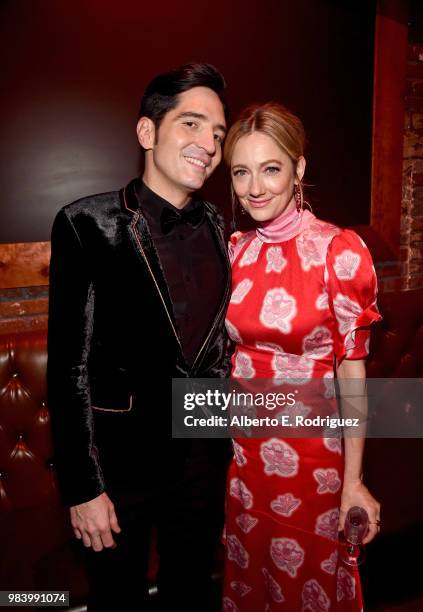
142,172,191,210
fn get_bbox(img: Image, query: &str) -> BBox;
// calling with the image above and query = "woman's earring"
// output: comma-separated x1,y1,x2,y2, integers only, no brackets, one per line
294,184,302,212
240,206,246,215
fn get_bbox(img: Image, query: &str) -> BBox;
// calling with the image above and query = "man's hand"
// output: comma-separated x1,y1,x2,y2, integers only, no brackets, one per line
70,492,121,552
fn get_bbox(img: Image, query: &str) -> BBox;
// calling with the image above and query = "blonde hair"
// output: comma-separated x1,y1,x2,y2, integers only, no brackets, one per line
224,102,306,211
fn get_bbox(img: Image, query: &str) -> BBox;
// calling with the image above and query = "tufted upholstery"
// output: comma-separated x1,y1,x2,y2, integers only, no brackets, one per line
0,289,422,608
0,331,89,607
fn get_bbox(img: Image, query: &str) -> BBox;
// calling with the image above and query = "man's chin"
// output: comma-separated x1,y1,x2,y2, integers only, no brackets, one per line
183,177,207,192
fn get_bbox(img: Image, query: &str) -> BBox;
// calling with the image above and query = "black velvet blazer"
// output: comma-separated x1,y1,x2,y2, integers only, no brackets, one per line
47,178,231,506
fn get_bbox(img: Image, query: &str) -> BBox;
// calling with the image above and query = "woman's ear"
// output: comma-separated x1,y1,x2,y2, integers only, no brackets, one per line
136,117,156,151
296,156,306,183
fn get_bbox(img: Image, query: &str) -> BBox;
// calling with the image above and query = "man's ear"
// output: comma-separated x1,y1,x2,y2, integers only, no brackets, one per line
136,117,156,150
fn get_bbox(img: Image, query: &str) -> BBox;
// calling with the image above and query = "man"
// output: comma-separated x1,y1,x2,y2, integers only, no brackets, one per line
47,63,232,611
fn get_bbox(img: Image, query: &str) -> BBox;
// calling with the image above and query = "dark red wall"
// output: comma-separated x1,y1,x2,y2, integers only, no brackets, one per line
0,0,375,242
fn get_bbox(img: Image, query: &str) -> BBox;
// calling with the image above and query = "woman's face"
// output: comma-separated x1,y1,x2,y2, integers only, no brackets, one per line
230,131,305,223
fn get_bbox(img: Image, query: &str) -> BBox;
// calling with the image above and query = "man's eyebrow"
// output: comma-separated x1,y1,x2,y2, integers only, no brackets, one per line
174,111,226,134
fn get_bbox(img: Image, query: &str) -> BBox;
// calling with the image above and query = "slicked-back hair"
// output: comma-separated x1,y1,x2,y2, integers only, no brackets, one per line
139,62,228,131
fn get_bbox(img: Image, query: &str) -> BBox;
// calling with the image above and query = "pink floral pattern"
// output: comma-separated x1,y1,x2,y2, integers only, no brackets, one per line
223,596,240,612
265,246,287,273
296,221,340,271
320,550,338,575
229,478,254,510
313,468,341,494
230,581,252,598
270,493,302,517
226,319,243,344
232,440,247,466
323,436,342,455
315,508,340,542
270,537,305,577
235,513,259,534
302,326,333,358
302,579,331,612
227,534,250,569
260,288,297,334
233,351,256,379
337,566,356,602
332,293,363,335
272,352,314,384
316,290,329,310
278,401,312,421
333,249,361,280
260,438,299,477
229,231,252,265
255,341,284,354
239,236,262,267
231,278,254,304
262,567,285,603
323,371,335,399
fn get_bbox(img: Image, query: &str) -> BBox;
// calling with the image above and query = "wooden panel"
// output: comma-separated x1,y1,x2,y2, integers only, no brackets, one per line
0,242,50,288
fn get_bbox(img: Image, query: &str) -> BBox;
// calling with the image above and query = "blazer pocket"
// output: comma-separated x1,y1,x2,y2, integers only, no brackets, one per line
90,369,133,413
92,394,133,413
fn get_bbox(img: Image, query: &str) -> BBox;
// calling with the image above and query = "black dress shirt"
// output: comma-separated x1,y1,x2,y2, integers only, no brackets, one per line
136,181,225,368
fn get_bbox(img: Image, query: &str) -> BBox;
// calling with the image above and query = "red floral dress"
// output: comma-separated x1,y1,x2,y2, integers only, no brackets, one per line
223,216,381,612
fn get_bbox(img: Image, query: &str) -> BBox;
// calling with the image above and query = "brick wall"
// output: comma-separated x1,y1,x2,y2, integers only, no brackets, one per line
401,43,423,291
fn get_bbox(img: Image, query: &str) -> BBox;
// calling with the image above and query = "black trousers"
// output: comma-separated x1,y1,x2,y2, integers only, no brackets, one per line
83,439,230,612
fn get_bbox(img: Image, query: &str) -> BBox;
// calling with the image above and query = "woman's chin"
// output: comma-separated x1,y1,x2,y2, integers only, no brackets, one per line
247,208,277,223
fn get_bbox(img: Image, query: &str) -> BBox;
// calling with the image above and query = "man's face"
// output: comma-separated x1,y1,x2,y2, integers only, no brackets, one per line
139,86,226,206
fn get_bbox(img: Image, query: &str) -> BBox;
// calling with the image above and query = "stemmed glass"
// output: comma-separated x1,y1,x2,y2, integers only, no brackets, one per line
339,506,369,566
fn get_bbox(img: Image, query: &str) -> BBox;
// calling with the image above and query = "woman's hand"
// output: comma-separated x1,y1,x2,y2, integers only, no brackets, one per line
339,479,381,545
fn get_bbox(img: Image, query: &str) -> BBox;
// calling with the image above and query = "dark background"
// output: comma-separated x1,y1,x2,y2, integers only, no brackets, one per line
0,0,376,243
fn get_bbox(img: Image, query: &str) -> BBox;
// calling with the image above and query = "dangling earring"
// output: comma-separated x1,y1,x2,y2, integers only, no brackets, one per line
231,183,247,219
294,184,302,212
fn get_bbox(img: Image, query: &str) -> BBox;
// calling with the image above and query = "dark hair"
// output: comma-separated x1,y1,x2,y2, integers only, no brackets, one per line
139,62,228,129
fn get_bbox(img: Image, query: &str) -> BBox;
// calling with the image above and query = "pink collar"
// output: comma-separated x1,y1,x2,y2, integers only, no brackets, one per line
256,207,315,243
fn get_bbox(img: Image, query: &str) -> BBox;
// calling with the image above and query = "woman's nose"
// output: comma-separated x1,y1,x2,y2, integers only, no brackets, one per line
249,176,265,197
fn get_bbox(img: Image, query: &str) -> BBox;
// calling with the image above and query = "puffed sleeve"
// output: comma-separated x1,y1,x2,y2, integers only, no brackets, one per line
325,229,382,363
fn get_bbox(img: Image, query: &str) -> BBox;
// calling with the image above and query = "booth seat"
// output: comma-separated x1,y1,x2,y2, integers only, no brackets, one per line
0,289,423,610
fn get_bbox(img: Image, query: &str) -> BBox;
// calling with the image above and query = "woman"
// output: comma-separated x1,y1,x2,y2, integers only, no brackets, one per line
222,103,381,611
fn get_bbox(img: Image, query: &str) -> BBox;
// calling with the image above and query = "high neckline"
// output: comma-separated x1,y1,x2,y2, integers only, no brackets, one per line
256,206,315,243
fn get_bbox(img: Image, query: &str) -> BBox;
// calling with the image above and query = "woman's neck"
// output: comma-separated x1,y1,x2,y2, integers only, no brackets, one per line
256,204,315,243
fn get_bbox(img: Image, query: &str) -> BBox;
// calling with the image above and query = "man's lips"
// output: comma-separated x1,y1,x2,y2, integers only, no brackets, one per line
247,197,273,209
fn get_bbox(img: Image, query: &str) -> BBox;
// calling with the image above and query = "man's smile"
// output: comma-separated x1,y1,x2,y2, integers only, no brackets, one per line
184,155,209,169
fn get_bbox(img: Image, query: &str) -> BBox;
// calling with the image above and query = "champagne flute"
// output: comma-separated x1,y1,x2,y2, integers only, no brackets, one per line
339,506,369,566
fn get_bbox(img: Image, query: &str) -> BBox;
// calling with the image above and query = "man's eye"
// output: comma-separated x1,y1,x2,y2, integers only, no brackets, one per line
265,166,280,174
214,134,223,143
183,121,197,128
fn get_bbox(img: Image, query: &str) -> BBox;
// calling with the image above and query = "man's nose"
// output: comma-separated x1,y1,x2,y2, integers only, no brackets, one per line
197,128,216,156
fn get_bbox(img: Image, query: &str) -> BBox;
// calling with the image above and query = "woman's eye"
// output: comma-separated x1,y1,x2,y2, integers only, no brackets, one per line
233,169,247,177
265,166,280,174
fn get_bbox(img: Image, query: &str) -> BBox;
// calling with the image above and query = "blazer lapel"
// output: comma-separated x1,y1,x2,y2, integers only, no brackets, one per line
189,203,232,374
